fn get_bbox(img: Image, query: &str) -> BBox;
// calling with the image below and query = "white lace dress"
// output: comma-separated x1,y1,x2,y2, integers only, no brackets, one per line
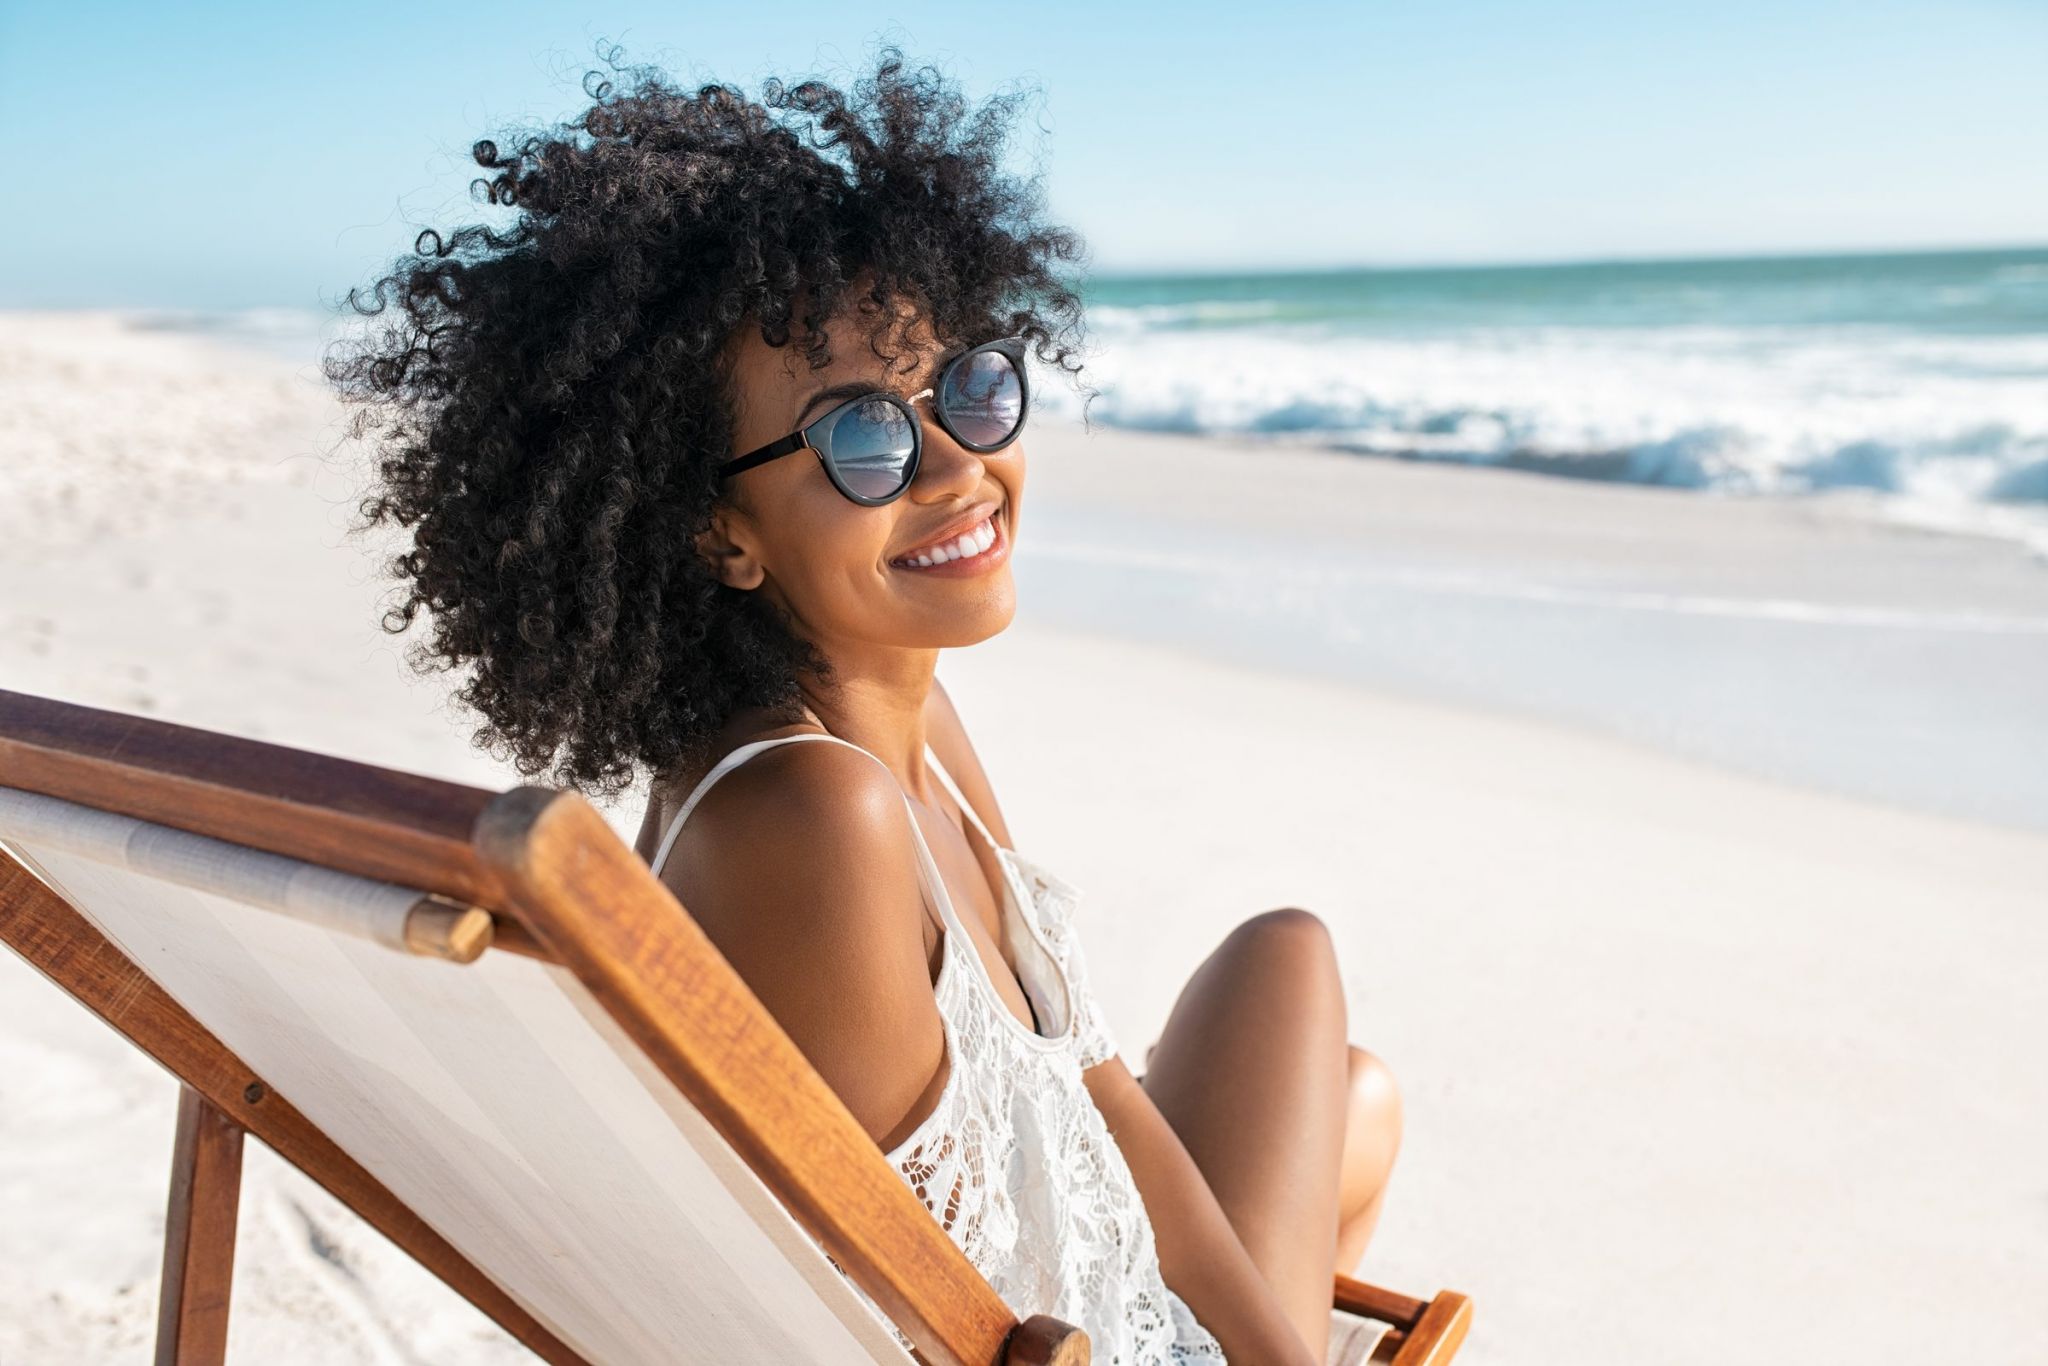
650,732,1226,1364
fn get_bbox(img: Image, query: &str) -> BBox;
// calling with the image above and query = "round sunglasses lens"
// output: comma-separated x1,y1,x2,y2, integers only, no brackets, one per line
940,348,1024,448
823,395,918,499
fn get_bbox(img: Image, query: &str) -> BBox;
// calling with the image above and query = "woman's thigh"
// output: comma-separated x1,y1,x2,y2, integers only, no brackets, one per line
1140,908,1351,1356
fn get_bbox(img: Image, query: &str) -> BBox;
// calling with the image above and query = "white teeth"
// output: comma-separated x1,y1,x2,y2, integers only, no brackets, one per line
899,514,997,568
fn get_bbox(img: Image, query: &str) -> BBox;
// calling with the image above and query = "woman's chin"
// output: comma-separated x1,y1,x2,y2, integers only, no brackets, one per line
899,586,1017,647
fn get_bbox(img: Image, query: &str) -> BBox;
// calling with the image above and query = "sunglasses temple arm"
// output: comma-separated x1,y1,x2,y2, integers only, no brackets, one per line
718,430,808,479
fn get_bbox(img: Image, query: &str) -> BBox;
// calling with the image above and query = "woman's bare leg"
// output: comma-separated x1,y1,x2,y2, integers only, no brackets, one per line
1141,965,1407,1281
1335,1047,1404,1275
1140,908,1351,1359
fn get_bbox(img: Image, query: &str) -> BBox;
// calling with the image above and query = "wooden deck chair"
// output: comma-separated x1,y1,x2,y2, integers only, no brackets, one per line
0,686,1474,1366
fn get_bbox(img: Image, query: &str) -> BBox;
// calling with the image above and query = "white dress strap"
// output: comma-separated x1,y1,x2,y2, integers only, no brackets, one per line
653,734,994,872
922,741,1002,851
650,735,824,877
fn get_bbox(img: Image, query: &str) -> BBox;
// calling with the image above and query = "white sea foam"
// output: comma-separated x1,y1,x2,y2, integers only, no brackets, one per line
1038,317,2048,554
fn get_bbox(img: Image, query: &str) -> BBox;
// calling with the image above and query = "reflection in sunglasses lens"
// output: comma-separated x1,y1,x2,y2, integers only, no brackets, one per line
941,350,1024,448
827,396,918,499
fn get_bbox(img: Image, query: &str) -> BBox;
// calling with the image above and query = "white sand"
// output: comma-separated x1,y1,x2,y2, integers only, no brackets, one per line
2,312,2043,1364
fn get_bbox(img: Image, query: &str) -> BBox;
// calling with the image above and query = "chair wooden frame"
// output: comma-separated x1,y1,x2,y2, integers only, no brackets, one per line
0,686,1473,1366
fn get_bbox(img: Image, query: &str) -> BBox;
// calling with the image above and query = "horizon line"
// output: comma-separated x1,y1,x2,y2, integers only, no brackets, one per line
1082,239,2048,283
4,238,2044,315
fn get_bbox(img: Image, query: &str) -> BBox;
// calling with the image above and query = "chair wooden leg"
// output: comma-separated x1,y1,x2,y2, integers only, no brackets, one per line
155,1084,245,1366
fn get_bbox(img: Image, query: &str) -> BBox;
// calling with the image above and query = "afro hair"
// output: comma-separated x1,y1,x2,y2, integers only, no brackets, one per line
323,42,1090,801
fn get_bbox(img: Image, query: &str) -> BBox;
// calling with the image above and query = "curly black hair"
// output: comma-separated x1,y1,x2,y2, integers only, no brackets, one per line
323,42,1090,802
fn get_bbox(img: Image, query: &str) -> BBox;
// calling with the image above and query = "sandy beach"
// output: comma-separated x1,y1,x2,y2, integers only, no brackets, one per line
3,311,2044,1365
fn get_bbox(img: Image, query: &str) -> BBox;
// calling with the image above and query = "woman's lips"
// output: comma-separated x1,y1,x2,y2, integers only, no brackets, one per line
889,509,1008,577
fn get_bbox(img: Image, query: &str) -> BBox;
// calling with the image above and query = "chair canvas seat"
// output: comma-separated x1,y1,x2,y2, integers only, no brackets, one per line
3,813,914,1363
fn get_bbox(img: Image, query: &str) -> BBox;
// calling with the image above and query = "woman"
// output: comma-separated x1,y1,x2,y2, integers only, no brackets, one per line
327,46,1401,1365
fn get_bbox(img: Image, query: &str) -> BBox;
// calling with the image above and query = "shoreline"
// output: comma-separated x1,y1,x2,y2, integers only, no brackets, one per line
1012,415,2048,832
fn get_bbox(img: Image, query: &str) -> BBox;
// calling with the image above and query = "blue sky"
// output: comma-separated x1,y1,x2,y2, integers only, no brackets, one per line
3,2,2042,308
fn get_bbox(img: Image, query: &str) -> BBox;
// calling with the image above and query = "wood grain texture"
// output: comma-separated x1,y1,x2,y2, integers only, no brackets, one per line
0,851,590,1366
474,784,1039,1366
400,897,495,963
1386,1291,1472,1366
1332,1273,1430,1329
154,1086,244,1366
0,688,510,909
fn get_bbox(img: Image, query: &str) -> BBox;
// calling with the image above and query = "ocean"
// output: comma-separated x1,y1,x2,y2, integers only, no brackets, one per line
111,245,2048,555
1058,247,2048,554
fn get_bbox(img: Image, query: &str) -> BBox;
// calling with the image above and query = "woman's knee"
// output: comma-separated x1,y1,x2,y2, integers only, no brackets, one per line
1218,907,1343,991
1225,905,1335,954
1158,908,1348,1065
1193,908,1348,1045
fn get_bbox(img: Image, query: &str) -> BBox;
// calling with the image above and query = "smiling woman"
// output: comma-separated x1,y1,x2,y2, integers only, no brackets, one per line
322,43,1088,800
320,40,1409,1366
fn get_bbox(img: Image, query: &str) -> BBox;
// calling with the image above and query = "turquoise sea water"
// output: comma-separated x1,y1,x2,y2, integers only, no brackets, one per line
1083,247,2048,335
1058,247,2048,549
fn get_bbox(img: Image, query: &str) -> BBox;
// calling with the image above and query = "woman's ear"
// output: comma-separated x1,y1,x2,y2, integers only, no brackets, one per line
694,508,767,590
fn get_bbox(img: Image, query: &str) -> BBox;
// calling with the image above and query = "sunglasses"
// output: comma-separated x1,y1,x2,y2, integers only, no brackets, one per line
717,337,1029,506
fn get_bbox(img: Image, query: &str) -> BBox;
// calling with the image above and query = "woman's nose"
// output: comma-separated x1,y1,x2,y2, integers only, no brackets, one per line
911,402,991,495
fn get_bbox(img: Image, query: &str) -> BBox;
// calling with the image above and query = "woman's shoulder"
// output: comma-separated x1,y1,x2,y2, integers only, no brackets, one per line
642,708,848,850
657,721,917,901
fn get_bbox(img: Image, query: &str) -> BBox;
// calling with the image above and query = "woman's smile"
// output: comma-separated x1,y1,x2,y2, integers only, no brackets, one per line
888,505,1010,576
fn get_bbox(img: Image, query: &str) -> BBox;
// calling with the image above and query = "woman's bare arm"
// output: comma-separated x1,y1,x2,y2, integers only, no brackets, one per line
656,739,949,1148
1085,1057,1319,1366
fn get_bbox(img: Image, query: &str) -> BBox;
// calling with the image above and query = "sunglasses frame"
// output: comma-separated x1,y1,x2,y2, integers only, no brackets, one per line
716,337,1030,507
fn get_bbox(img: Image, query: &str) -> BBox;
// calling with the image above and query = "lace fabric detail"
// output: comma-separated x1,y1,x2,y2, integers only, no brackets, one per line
1009,850,1120,1071
881,843,1225,1364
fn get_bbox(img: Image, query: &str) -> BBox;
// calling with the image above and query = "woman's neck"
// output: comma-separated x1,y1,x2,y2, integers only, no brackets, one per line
792,656,943,800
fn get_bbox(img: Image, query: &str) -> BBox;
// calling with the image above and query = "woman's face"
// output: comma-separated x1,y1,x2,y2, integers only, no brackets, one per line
700,304,1023,662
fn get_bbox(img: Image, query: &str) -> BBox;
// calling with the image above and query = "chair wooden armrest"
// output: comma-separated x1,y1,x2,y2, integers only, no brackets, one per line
1334,1274,1473,1365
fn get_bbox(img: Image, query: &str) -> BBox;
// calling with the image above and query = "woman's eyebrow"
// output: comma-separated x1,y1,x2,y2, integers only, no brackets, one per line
791,346,967,426
793,380,888,427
